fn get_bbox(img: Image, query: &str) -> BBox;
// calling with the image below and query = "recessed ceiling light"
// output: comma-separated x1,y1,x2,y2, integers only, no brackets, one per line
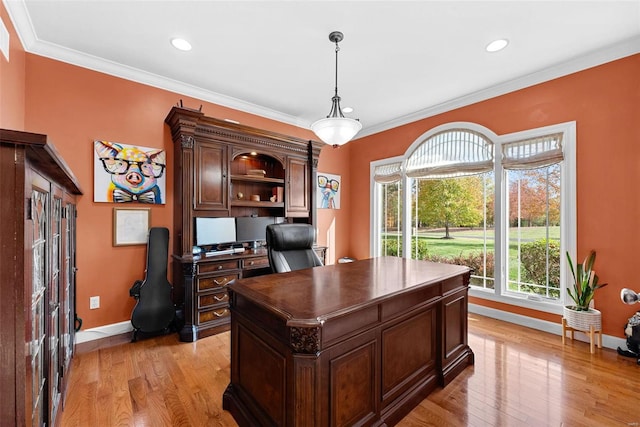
486,39,509,53
171,38,192,51
343,107,354,113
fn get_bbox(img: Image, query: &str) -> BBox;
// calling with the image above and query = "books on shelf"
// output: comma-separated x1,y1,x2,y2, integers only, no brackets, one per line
272,186,284,203
247,169,266,177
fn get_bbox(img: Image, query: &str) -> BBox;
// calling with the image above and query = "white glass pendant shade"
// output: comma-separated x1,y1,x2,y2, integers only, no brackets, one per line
311,117,362,146
313,31,361,147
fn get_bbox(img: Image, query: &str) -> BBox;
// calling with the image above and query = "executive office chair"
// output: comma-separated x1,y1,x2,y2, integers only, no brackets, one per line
266,223,323,273
129,227,176,341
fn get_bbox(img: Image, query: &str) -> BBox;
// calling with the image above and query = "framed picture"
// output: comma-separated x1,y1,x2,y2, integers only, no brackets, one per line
94,140,167,204
317,173,341,209
113,208,151,246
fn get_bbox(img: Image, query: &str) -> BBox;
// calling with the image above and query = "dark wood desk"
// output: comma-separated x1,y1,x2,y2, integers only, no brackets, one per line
173,246,327,342
223,257,474,426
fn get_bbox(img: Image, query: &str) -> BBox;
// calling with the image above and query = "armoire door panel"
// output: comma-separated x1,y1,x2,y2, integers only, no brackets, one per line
194,142,229,211
286,157,309,216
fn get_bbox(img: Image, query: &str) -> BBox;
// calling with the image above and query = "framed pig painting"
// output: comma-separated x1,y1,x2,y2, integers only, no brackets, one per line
94,140,166,204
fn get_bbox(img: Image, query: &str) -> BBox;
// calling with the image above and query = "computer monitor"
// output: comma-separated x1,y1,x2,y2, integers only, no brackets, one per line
194,217,236,248
236,216,284,247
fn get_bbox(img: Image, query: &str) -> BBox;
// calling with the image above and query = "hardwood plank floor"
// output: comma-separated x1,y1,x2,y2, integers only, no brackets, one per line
59,314,640,426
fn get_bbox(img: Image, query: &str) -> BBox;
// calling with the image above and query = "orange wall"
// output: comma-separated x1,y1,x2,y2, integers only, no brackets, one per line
316,143,352,263
0,4,26,129
347,54,640,337
21,54,321,330
5,0,639,338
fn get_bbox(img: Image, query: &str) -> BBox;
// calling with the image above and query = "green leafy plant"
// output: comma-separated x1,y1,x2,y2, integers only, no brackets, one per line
566,250,607,311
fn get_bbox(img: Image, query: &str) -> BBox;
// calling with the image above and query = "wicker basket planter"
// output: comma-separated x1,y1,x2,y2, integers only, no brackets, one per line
563,306,601,331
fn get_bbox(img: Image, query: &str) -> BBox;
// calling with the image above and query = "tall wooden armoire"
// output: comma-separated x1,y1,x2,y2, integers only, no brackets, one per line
0,129,82,426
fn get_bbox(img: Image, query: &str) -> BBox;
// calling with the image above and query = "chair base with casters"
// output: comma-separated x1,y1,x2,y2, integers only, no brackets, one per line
266,223,323,273
129,227,176,342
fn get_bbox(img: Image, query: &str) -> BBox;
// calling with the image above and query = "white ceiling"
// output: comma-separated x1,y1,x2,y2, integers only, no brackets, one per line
4,1,640,138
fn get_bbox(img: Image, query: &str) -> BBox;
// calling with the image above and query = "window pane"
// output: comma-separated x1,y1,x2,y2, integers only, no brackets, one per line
410,172,495,289
506,164,561,299
379,181,402,257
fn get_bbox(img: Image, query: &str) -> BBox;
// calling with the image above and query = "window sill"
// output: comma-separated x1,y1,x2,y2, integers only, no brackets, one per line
469,287,564,316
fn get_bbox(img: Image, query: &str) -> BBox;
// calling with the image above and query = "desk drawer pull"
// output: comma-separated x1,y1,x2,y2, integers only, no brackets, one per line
214,277,229,286
217,265,223,270
214,294,228,302
213,309,228,318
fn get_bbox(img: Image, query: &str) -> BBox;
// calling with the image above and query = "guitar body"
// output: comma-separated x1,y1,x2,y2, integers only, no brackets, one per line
130,227,175,341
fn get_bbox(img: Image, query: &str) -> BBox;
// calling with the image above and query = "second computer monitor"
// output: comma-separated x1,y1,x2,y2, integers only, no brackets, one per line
236,216,284,247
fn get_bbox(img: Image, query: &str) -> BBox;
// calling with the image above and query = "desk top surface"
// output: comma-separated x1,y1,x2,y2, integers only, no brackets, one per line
231,256,469,323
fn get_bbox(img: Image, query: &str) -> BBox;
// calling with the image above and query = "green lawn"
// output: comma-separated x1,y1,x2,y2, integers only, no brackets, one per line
390,226,559,257
383,226,561,292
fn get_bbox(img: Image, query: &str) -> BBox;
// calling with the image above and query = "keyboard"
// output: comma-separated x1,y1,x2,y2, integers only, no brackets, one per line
205,247,245,257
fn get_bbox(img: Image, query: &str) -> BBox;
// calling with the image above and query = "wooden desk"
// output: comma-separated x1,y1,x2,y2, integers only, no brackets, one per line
174,246,329,342
223,257,474,426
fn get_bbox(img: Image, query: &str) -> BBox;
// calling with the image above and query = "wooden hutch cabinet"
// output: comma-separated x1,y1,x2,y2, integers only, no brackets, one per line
165,106,323,342
0,129,82,426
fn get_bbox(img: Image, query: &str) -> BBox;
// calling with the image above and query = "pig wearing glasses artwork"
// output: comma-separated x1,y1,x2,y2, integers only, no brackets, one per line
94,140,166,203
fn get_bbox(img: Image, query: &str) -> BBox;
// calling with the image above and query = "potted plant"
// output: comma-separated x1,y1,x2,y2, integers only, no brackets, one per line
563,250,607,331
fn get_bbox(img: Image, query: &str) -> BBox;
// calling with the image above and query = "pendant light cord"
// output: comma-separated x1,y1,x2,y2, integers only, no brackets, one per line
334,41,340,98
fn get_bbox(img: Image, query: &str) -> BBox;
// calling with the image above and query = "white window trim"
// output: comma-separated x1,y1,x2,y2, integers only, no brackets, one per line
370,121,576,315
370,156,404,257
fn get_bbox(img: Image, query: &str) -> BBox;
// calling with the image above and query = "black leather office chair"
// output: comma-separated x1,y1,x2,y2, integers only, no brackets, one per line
266,223,323,273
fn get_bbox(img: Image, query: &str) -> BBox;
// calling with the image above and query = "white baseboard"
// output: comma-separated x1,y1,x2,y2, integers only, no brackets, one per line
75,321,133,344
469,303,626,351
76,308,629,352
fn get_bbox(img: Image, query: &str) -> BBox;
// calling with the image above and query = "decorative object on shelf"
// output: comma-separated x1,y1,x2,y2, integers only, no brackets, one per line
272,186,283,203
562,250,607,353
317,173,341,209
250,194,260,202
237,192,244,200
270,195,277,202
94,140,166,204
311,31,362,147
248,169,266,177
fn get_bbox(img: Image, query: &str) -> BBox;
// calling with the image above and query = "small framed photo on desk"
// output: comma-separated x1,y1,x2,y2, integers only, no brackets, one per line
113,207,151,246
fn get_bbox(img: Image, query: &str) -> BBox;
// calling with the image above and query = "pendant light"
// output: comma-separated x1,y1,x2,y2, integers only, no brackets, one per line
311,31,362,147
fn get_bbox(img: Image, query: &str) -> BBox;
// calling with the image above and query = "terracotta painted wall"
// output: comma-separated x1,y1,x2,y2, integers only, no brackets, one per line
316,143,352,264
6,0,639,339
0,3,26,129
347,54,640,337
21,54,324,330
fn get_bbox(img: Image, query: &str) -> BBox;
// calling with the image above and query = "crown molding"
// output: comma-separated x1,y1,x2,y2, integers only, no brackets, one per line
5,0,639,138
2,0,309,128
357,35,640,139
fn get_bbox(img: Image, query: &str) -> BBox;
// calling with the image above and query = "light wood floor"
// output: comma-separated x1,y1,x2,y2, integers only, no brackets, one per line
59,314,640,426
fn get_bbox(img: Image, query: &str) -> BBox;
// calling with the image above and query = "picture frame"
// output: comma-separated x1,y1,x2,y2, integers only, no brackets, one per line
317,172,341,209
113,208,151,246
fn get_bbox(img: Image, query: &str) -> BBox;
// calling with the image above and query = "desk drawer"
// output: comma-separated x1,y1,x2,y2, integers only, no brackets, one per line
199,290,229,308
243,256,269,270
198,260,240,274
197,274,239,291
198,307,230,325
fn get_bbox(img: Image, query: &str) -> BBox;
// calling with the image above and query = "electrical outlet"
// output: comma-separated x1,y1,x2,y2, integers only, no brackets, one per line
89,296,100,309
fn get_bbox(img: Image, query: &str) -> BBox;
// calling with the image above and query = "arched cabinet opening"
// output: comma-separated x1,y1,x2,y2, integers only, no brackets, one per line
230,151,285,217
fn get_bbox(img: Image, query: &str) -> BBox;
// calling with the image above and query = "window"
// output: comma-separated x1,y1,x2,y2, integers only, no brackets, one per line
502,133,564,299
371,159,403,257
371,122,576,313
